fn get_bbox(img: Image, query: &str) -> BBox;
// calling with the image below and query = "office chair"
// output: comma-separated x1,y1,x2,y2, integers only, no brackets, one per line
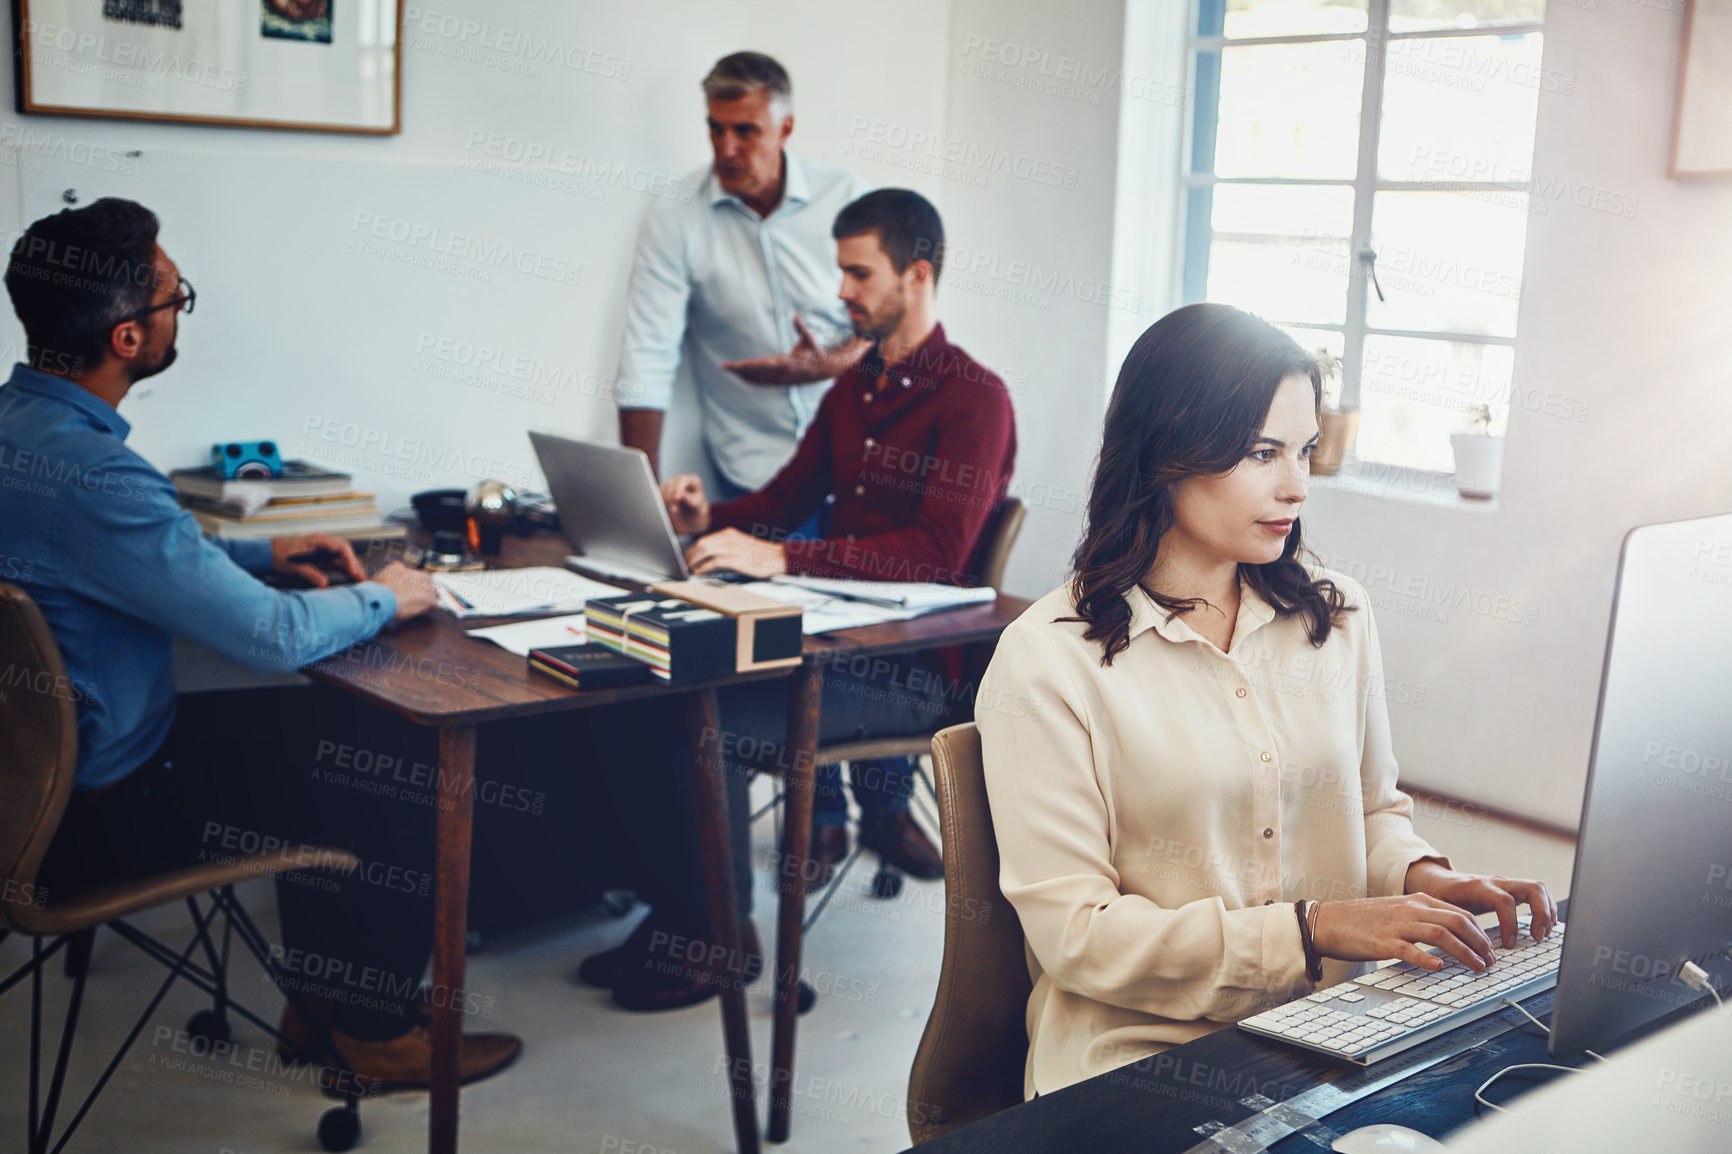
906,722,1032,1144
0,584,368,1153
751,497,1026,987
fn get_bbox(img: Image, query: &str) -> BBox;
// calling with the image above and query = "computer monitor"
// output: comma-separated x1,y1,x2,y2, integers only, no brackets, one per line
1549,512,1732,1057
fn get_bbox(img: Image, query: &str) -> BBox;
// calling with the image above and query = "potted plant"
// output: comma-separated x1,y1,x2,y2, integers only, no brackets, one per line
1450,404,1504,499
1309,350,1357,477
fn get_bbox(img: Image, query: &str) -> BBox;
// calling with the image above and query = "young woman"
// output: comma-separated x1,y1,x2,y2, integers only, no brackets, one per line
976,304,1557,1097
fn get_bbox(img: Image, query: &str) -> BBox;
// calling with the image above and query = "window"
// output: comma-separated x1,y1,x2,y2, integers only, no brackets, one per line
1181,0,1546,477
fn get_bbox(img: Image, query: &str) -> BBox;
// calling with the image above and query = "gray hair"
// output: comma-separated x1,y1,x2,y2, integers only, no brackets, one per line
702,52,792,122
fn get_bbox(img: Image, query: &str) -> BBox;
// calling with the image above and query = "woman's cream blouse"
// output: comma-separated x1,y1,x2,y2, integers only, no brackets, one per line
976,571,1447,1097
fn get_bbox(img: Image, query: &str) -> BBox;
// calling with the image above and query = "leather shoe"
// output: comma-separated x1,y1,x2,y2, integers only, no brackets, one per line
575,915,661,989
861,812,944,880
276,1001,521,1096
808,824,850,888
611,922,763,1012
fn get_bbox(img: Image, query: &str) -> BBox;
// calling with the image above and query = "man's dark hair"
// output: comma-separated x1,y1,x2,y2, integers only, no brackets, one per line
702,52,792,118
4,197,161,371
833,189,945,286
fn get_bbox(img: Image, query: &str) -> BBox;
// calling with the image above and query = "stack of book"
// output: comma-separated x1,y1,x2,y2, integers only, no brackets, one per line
171,461,403,541
526,643,655,691
584,593,737,684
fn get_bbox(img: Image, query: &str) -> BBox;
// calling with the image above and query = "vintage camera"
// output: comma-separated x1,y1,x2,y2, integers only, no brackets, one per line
210,440,284,480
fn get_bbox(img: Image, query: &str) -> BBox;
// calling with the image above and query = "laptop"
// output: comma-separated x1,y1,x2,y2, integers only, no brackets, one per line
527,431,690,586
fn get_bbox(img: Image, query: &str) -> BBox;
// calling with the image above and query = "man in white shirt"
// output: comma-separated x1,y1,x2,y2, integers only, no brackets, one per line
613,51,870,493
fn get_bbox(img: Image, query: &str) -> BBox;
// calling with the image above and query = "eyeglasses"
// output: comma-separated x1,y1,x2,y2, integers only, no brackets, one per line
117,276,195,324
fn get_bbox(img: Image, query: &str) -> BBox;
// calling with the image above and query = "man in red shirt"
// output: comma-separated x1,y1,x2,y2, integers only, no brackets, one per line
665,189,1016,886
580,190,1015,1012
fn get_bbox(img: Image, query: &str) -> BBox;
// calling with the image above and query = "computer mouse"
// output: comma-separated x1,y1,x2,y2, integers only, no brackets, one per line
1331,1123,1449,1154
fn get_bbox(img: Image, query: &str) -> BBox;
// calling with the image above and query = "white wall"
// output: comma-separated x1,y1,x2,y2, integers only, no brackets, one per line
8,1,1720,828
0,0,951,516
1301,0,1732,827
939,0,1135,597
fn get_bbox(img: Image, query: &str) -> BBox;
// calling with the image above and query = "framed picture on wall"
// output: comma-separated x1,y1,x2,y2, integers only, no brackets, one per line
11,0,401,135
1671,0,1732,177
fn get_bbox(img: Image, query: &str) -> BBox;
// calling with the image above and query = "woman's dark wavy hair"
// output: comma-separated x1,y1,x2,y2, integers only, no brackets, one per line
1065,303,1351,665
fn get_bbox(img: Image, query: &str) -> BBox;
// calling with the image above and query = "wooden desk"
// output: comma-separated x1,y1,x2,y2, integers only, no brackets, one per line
308,532,1031,1152
899,898,1717,1153
306,533,783,1154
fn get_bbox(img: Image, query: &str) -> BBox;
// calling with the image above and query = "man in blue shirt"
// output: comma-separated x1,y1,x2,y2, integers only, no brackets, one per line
614,51,871,490
0,198,519,1089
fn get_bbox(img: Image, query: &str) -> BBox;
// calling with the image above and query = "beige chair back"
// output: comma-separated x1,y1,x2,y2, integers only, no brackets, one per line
907,723,1032,1144
0,583,80,935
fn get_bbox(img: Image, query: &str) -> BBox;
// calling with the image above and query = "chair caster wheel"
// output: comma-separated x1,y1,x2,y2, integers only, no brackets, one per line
796,980,816,1015
318,1105,361,1151
870,868,904,900
186,1009,231,1045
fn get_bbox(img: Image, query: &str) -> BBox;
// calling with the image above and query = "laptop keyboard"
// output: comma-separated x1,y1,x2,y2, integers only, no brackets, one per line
1238,919,1564,1064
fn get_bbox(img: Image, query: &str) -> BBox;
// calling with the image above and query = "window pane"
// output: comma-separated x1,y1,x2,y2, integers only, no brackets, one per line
1357,335,1514,470
1208,44,1365,179
1220,0,1368,38
1211,183,1355,237
1388,0,1545,34
1207,236,1350,325
1204,185,1355,326
1366,191,1528,336
1378,34,1544,184
1281,326,1347,406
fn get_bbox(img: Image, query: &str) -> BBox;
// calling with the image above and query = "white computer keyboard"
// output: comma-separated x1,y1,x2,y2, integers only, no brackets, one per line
1238,919,1564,1065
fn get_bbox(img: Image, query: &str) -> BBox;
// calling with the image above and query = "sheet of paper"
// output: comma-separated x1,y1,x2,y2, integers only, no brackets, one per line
464,614,589,656
433,567,625,619
768,575,997,612
738,581,920,634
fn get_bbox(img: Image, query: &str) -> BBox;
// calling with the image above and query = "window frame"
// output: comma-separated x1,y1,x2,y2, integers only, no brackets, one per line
1181,0,1544,440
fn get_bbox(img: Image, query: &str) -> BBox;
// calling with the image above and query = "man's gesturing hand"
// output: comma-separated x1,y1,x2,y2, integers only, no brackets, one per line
722,314,871,385
659,474,711,534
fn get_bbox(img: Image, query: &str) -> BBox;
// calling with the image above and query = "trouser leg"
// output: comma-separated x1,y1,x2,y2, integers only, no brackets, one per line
242,687,438,1041
35,687,436,1042
847,756,918,823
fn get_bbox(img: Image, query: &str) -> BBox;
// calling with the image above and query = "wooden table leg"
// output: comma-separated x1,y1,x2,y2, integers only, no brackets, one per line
430,724,475,1154
686,689,762,1154
769,660,823,1143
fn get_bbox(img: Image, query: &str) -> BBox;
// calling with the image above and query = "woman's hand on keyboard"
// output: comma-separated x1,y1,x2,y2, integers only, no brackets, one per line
1401,861,1559,948
1312,894,1498,973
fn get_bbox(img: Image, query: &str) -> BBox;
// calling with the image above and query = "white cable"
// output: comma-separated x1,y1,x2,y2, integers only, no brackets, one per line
1679,961,1725,1009
1498,998,1608,1062
1500,997,1551,1034
1473,1062,1582,1113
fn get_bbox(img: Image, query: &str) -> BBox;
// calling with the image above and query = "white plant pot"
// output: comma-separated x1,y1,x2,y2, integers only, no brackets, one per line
1450,433,1504,499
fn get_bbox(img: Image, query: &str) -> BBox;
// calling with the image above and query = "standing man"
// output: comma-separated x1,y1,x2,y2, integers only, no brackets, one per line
614,51,870,494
